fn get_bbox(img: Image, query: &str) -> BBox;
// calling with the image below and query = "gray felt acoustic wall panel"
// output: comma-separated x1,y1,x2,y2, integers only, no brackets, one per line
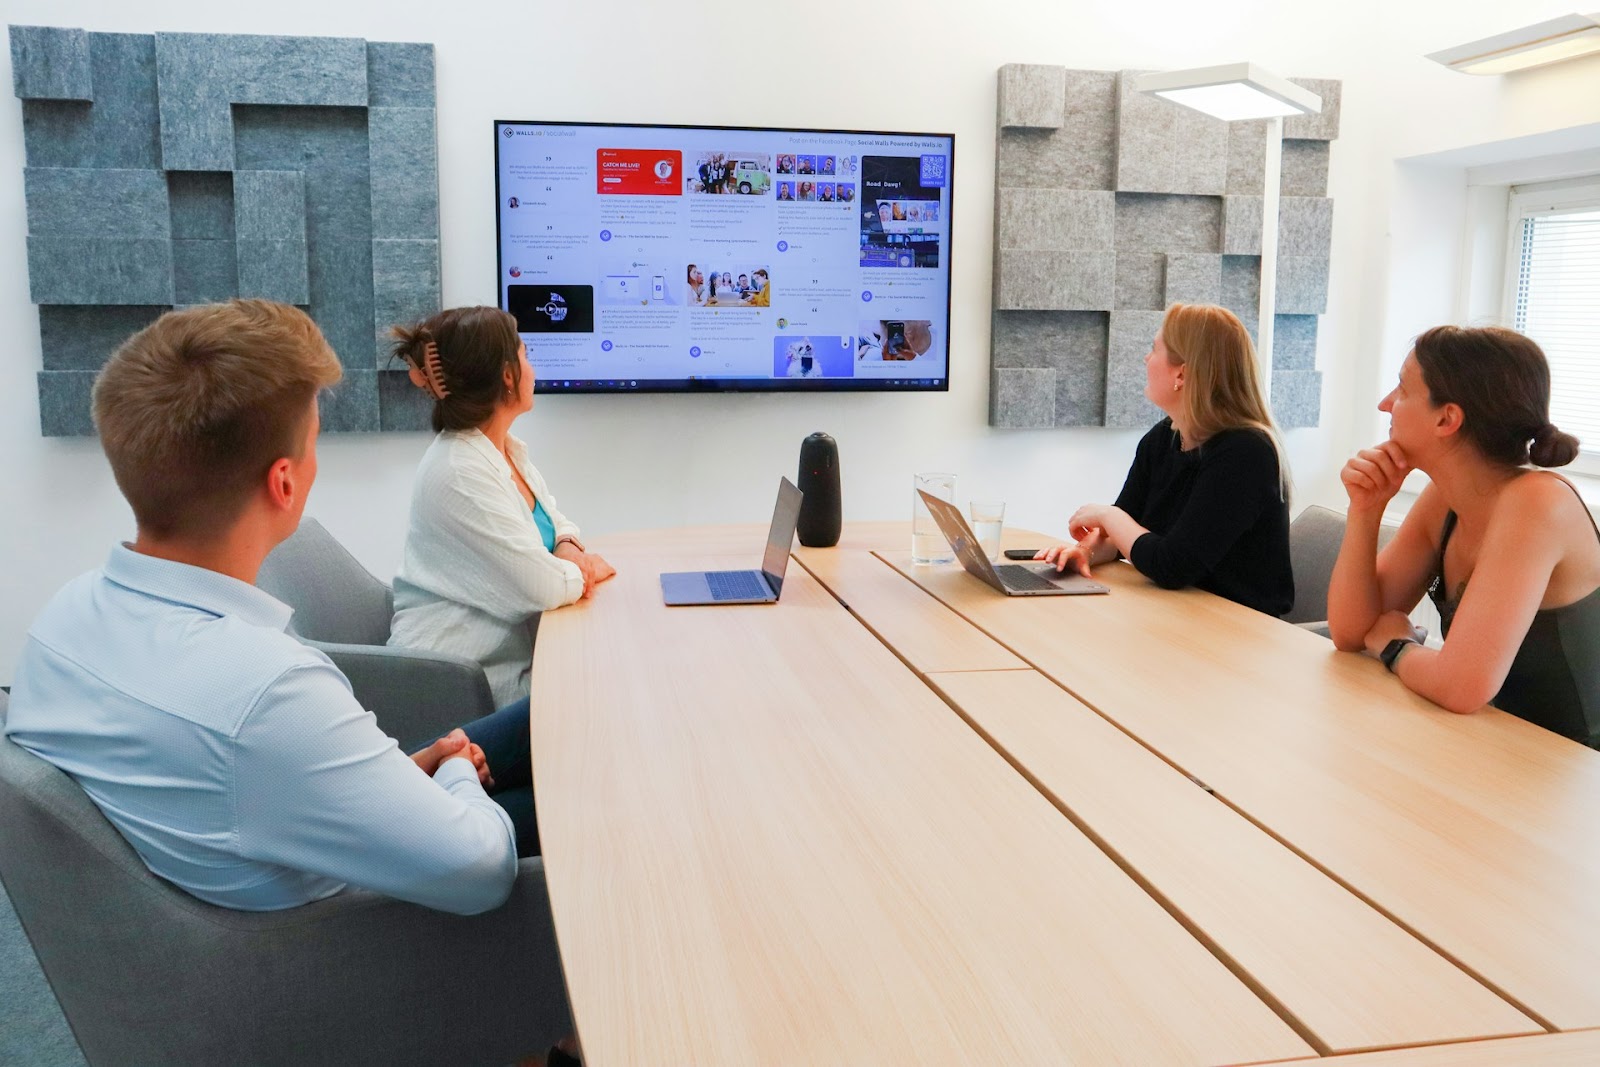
11,24,442,436
991,65,1340,431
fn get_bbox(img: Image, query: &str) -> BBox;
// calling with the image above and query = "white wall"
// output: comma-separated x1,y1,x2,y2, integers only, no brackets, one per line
4,0,1600,682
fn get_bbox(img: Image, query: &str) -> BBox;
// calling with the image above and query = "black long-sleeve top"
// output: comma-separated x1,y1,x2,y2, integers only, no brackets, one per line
1114,418,1294,617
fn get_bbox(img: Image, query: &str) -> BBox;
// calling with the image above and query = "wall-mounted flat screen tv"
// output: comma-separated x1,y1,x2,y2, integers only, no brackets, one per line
494,120,953,393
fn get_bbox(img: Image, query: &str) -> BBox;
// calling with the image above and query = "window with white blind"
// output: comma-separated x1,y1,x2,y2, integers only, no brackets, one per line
1505,178,1600,475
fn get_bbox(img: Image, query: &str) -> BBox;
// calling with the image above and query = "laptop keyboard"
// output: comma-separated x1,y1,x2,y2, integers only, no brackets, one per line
996,564,1062,592
707,570,770,601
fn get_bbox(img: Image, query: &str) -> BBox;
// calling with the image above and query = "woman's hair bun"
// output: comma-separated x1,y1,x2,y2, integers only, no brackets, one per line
1529,422,1580,468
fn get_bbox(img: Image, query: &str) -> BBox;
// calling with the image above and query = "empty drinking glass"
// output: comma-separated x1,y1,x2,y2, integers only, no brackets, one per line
911,472,956,564
969,501,1006,562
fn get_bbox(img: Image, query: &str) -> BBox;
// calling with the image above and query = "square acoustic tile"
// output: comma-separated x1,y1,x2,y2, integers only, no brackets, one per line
234,170,306,240
153,32,367,171
365,41,434,107
995,249,1115,312
38,304,166,370
1272,368,1323,429
1285,79,1341,142
1115,193,1223,254
172,238,238,304
36,370,99,435
1220,195,1333,261
992,309,1108,426
235,238,308,304
998,63,1065,129
1273,315,1319,371
1113,71,1228,197
27,236,174,305
987,65,1338,429
1163,253,1222,306
1225,120,1269,196
1221,255,1261,340
1281,140,1330,199
167,171,234,239
1105,310,1165,429
1275,255,1330,315
991,366,1058,428
996,188,1113,252
11,25,92,101
24,167,169,237
20,33,161,170
368,107,439,241
995,69,1118,193
1114,253,1164,311
13,27,443,434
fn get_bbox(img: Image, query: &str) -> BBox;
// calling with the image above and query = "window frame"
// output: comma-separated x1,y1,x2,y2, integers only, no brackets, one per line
1503,176,1600,476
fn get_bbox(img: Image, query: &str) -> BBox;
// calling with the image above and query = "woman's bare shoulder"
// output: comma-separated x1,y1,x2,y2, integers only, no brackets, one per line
1497,469,1590,524
1489,470,1592,545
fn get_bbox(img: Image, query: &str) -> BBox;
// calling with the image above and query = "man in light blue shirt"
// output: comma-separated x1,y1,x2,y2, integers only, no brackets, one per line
5,300,524,915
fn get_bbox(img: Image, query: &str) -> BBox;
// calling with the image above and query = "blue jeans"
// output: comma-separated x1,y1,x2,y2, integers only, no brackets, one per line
446,698,538,857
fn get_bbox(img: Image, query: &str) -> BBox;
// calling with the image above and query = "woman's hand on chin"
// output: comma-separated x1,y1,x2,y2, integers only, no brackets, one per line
1341,441,1410,514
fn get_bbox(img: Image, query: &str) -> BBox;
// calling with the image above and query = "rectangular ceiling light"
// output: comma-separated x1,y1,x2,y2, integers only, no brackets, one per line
1133,63,1322,121
1427,13,1600,75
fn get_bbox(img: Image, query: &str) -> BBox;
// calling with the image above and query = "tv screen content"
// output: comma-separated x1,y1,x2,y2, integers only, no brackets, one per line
495,121,954,393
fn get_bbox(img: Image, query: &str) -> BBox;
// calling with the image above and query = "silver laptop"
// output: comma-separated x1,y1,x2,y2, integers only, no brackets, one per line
916,490,1109,597
661,478,804,605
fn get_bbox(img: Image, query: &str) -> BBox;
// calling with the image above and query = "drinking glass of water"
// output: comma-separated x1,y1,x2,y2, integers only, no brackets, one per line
911,472,956,564
969,501,1006,562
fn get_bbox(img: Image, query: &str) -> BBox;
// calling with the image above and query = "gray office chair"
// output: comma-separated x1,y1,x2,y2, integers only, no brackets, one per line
0,692,572,1067
257,518,496,751
1287,505,1400,630
0,691,87,1067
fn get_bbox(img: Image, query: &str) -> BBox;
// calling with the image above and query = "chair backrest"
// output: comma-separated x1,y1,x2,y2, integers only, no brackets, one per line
256,518,393,645
0,717,220,1065
1286,505,1399,625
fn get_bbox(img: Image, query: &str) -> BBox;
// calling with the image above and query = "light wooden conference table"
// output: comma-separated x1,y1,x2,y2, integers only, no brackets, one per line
529,522,1600,1066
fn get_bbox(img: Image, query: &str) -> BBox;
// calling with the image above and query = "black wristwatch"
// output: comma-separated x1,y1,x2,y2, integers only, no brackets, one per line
1380,637,1418,673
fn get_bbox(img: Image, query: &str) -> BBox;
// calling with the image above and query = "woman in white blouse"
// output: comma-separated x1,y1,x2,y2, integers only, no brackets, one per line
389,306,615,706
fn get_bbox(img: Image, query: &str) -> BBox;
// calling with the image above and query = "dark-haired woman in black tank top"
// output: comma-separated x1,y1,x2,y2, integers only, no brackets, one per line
1328,326,1600,747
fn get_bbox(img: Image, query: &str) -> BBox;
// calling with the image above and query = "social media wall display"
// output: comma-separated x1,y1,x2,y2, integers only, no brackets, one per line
496,122,952,392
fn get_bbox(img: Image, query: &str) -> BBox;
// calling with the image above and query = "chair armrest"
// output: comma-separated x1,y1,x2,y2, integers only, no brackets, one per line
309,641,497,751
149,859,572,1066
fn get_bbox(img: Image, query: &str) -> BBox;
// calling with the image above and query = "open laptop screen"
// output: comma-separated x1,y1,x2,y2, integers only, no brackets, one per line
760,478,805,593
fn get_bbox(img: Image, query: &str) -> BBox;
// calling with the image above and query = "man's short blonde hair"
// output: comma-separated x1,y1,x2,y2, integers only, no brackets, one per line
92,300,343,540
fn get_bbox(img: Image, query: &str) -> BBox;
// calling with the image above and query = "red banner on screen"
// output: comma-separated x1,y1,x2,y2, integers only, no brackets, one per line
596,149,682,195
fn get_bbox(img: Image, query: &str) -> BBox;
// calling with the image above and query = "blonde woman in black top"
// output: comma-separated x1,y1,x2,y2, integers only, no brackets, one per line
1328,326,1600,746
1038,303,1295,616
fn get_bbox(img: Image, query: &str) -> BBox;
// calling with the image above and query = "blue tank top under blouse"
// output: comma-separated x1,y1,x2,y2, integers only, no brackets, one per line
531,499,556,552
